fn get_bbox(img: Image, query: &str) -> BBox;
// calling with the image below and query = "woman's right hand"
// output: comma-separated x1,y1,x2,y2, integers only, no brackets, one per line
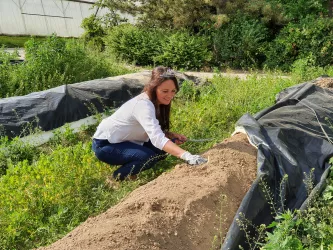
180,151,207,165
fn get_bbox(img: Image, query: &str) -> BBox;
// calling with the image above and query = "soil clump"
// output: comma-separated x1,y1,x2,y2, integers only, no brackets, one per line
314,77,333,88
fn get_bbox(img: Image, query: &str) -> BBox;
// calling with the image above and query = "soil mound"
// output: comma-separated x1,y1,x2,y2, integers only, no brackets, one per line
40,133,257,250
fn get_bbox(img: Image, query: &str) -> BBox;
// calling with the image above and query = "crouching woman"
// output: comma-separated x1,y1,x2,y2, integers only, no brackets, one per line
92,66,207,181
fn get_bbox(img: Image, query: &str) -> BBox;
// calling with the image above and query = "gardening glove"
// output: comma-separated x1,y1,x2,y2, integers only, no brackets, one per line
180,151,208,165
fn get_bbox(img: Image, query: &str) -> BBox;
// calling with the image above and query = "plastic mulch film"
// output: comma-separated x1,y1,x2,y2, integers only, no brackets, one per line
0,76,145,138
222,78,333,249
0,71,201,138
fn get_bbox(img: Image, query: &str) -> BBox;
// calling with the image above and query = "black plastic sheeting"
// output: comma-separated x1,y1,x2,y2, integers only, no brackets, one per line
0,71,201,138
222,78,333,249
0,77,145,137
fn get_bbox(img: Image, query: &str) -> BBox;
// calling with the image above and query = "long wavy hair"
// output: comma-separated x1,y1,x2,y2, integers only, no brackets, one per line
143,66,179,132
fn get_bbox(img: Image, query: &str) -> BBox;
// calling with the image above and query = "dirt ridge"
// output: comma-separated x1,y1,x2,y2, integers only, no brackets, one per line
40,133,257,250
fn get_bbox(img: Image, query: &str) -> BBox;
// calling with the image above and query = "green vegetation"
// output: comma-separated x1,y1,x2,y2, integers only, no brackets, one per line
0,71,300,249
89,0,331,71
0,35,133,98
104,25,212,69
237,165,333,250
1,0,331,98
0,1,333,249
0,35,47,48
0,65,332,249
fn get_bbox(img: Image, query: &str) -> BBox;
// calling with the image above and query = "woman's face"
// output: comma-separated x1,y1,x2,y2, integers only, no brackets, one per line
156,79,177,105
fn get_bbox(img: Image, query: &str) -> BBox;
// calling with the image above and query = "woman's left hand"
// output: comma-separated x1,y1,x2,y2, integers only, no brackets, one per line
171,133,187,145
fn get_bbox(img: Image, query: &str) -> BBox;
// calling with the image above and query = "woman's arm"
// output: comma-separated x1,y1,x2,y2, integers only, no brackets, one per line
162,140,186,158
163,140,207,165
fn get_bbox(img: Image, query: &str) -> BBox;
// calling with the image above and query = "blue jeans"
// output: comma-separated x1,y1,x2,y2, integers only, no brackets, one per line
92,138,167,180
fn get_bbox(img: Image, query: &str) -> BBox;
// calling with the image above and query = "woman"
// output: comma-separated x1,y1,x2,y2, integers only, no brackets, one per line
92,66,207,181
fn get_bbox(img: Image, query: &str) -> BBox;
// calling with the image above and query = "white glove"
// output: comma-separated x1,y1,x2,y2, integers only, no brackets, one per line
180,151,208,165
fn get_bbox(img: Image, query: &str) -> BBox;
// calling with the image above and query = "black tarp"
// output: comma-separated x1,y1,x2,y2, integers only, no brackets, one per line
0,71,201,138
0,77,144,137
222,78,333,249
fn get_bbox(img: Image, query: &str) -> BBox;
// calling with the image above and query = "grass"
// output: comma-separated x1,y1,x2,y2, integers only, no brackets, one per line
0,66,332,249
0,35,48,48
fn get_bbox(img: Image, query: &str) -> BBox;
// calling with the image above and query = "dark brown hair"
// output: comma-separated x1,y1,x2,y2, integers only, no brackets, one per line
143,66,179,131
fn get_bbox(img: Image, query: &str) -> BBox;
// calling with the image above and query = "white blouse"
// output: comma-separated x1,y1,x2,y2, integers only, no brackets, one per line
93,92,170,150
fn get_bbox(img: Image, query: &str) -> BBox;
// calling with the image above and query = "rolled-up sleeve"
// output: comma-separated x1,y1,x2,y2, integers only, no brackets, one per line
133,100,169,150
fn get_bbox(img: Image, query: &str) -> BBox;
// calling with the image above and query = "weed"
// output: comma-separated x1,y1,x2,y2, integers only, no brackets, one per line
210,194,228,250
0,35,133,99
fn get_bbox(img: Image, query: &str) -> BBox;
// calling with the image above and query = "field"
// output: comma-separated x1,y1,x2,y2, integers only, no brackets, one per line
0,68,333,249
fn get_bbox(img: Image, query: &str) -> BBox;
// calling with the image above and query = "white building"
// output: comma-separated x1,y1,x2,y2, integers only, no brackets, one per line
0,0,117,37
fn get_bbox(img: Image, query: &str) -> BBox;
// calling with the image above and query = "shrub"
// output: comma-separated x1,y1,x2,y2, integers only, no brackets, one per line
0,35,130,98
154,31,212,70
264,16,333,71
81,14,107,50
104,24,165,65
213,14,269,69
0,136,38,176
0,49,15,97
268,0,328,22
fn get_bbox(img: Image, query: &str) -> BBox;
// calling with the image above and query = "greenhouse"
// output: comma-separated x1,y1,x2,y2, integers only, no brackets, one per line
0,0,110,37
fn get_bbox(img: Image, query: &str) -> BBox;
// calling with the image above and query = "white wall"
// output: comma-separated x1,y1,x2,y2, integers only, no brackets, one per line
0,0,109,37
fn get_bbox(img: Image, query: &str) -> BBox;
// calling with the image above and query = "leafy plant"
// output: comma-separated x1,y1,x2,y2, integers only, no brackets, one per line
0,35,132,98
105,24,165,65
213,14,268,69
81,12,127,50
154,31,212,70
0,136,38,176
264,16,333,71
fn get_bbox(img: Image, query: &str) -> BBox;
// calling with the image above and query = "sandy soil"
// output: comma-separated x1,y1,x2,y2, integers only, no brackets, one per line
314,77,333,88
39,133,257,250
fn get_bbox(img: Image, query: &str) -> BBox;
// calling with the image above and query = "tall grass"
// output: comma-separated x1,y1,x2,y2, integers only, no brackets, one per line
171,73,295,153
0,35,133,98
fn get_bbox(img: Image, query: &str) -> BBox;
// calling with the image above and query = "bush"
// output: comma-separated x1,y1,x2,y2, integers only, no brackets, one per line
0,35,130,98
213,14,269,69
105,24,165,65
264,17,333,71
81,15,106,50
105,24,212,70
154,31,212,70
268,0,328,22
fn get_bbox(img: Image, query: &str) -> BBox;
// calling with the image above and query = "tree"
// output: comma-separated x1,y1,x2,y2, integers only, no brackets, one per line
96,0,219,30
